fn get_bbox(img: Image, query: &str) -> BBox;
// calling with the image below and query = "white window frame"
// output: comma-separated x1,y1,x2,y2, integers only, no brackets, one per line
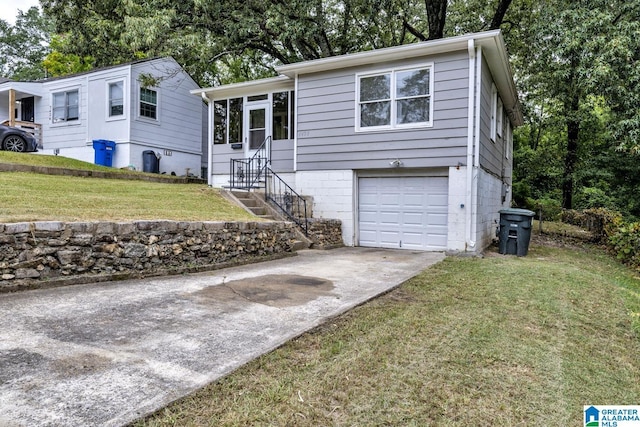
138,85,159,122
490,83,498,142
51,87,80,125
505,120,511,160
497,97,503,138
356,63,434,132
106,79,126,121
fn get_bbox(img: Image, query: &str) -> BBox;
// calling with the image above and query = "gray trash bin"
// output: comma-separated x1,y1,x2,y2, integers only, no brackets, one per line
498,208,535,256
142,150,160,173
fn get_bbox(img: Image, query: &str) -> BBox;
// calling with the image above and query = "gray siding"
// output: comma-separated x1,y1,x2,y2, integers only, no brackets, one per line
130,58,202,155
41,77,89,149
478,56,507,178
296,51,469,171
211,144,244,175
271,139,294,173
211,140,295,176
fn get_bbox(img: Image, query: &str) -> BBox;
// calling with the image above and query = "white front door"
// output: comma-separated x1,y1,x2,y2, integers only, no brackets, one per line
244,102,271,158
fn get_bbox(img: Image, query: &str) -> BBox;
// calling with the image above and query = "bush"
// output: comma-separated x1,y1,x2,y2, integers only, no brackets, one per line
561,208,622,242
609,222,640,269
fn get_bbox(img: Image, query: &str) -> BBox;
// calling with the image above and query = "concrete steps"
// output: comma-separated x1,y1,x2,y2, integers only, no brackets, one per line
226,190,312,251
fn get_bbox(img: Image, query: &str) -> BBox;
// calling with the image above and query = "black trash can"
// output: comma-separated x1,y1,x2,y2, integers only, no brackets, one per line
498,208,535,256
142,150,160,173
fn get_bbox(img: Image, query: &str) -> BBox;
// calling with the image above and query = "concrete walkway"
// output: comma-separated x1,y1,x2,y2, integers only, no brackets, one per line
0,247,444,426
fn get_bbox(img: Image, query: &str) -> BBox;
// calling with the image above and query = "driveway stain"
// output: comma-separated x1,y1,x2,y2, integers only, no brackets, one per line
194,274,335,308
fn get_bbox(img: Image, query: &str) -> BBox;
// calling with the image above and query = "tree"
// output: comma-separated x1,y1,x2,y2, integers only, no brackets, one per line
42,0,517,85
0,7,52,80
512,0,640,209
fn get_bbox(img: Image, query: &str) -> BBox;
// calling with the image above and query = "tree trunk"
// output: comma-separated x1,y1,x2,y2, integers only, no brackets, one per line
489,0,513,30
562,95,580,210
425,0,447,40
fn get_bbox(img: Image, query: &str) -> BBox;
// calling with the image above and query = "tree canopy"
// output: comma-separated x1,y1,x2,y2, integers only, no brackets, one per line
3,0,640,217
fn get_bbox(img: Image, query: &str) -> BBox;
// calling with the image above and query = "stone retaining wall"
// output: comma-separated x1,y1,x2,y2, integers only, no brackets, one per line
307,219,344,249
0,220,299,292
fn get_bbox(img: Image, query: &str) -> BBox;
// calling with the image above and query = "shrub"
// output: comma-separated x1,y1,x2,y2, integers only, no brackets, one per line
609,222,640,269
561,208,622,243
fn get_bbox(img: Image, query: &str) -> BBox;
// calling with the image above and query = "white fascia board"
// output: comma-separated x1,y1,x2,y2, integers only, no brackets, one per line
0,82,44,98
276,30,501,77
191,75,294,101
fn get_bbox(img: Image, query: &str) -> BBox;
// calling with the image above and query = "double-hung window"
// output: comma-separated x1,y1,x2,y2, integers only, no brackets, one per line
357,65,433,130
52,89,79,123
109,81,124,117
139,87,158,120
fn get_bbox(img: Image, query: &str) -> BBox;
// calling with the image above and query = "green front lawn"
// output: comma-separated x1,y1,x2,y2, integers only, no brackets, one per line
0,172,255,223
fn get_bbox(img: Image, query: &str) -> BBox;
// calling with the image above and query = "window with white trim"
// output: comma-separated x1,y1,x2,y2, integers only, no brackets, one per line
490,84,497,142
52,89,79,123
505,121,511,160
357,65,433,130
108,81,124,117
497,97,503,138
139,87,158,120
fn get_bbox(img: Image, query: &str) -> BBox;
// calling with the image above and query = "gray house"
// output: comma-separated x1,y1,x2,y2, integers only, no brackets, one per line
0,57,205,176
193,30,523,253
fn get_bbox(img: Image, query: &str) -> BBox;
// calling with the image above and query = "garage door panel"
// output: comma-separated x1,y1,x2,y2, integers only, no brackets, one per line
358,176,448,251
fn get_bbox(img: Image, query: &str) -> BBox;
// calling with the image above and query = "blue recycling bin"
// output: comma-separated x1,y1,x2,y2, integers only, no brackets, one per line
93,139,116,167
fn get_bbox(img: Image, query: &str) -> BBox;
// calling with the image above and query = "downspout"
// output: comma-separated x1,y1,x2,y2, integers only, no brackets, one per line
472,46,483,248
465,39,476,250
201,91,213,187
293,73,299,172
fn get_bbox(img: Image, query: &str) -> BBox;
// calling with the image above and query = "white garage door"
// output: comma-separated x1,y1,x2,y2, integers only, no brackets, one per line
358,176,449,250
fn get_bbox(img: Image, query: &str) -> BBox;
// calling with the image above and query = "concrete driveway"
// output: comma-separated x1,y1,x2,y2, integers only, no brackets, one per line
0,247,444,426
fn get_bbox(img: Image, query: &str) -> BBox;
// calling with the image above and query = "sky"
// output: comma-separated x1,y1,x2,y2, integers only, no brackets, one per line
0,0,41,25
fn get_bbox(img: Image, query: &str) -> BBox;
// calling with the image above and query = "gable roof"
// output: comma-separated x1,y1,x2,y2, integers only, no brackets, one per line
277,30,522,126
193,30,522,126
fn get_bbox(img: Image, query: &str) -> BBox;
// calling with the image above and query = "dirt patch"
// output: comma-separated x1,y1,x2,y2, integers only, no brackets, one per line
194,274,335,308
50,353,112,377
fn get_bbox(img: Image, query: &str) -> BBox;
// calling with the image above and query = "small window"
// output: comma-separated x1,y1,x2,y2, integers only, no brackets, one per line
228,97,243,144
139,87,157,120
248,94,268,102
272,91,289,140
52,89,79,123
109,81,124,117
213,100,227,144
490,84,497,142
505,121,511,160
357,65,432,130
497,97,503,138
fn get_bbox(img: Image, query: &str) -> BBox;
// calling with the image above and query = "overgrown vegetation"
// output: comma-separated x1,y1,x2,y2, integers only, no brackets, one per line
135,241,640,426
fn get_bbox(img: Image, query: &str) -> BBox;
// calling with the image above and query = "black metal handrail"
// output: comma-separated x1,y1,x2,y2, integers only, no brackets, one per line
229,136,271,190
266,168,309,235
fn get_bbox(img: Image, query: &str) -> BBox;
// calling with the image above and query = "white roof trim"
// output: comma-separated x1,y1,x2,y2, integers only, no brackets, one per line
192,75,293,100
192,30,522,125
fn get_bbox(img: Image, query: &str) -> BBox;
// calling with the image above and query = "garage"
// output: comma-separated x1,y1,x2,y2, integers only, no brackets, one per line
358,176,449,250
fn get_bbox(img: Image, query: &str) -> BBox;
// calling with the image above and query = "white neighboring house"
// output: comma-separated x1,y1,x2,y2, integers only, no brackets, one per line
193,30,523,253
0,57,205,176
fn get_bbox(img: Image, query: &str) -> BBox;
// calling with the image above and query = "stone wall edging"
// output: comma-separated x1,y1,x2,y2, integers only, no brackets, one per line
0,220,299,293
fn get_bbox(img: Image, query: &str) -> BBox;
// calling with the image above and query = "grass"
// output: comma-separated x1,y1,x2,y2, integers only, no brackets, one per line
0,151,257,223
134,242,640,426
0,172,256,223
0,151,195,179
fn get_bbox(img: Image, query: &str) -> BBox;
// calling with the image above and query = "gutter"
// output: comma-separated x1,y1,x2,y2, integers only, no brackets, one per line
200,92,213,187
